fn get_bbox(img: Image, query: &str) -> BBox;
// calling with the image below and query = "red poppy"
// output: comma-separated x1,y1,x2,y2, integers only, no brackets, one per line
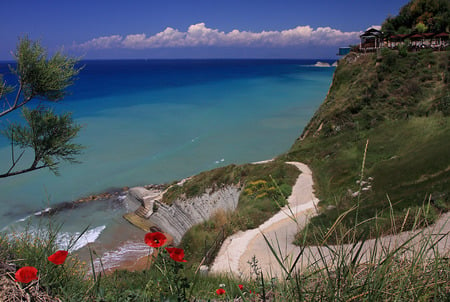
145,232,167,248
48,250,69,265
165,247,187,262
216,288,226,295
238,284,244,290
15,266,38,283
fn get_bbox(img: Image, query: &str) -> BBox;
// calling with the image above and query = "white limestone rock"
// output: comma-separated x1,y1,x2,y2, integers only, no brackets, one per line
124,187,160,212
148,186,240,244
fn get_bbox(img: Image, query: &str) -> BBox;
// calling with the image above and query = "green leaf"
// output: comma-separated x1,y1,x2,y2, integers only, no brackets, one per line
11,36,82,101
3,107,84,175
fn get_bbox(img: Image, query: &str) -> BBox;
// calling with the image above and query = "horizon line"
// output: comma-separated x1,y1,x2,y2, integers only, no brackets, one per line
0,57,339,63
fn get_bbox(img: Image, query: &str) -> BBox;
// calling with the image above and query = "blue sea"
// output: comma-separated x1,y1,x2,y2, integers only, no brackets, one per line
0,59,334,268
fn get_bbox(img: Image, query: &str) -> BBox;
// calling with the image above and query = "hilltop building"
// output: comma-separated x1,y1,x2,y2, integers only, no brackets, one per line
358,27,449,52
359,28,384,52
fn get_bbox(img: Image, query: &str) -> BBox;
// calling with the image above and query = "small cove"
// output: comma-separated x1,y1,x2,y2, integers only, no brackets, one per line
0,59,334,265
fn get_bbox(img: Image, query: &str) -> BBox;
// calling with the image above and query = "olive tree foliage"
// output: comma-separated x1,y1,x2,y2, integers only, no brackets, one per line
382,0,450,34
0,37,84,178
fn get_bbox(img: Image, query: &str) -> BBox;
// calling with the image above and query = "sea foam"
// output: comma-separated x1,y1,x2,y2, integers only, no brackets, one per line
91,240,152,272
57,225,106,251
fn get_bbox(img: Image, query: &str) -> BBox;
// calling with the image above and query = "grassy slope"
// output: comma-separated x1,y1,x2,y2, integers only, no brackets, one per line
281,49,450,244
162,161,300,264
170,49,449,250
2,51,449,302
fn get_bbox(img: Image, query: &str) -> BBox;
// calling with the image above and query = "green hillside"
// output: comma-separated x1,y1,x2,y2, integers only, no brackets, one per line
382,0,450,34
282,49,450,244
169,49,450,250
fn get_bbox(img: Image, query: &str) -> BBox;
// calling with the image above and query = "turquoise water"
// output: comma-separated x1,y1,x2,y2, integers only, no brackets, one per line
0,60,334,263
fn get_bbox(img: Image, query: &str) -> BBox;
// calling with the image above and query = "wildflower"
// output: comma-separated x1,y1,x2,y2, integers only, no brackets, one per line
165,247,187,262
216,288,226,295
238,284,244,290
48,250,69,265
145,232,167,248
15,266,38,283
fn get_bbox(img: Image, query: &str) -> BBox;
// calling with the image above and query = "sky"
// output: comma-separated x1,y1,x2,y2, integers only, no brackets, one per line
0,0,409,60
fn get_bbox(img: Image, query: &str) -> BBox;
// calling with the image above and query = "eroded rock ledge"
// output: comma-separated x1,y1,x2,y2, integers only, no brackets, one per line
124,185,240,245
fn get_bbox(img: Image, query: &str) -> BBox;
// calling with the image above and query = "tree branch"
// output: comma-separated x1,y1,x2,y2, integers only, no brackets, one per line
7,149,26,175
0,163,57,178
13,82,21,107
1,37,83,179
0,83,30,118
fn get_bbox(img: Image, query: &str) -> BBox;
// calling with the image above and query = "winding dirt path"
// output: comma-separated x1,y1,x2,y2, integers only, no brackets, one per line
210,162,450,278
210,162,319,276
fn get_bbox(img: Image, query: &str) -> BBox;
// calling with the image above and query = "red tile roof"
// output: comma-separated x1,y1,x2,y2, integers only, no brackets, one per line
409,34,424,39
434,32,449,38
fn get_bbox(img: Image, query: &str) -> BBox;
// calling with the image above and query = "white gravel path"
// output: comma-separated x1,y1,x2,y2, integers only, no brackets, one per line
210,162,319,276
210,161,450,278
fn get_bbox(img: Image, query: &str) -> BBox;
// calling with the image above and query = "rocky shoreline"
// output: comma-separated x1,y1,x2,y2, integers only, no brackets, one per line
34,184,168,217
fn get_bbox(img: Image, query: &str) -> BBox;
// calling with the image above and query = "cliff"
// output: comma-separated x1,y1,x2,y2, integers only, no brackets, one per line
123,50,449,248
284,49,450,244
148,186,240,245
124,185,239,244
301,50,449,138
123,161,299,256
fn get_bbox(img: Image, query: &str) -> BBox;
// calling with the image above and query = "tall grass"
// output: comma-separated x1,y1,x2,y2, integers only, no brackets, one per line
257,208,450,301
1,156,448,301
180,161,299,265
0,222,92,301
284,115,450,245
283,50,450,245
1,203,448,301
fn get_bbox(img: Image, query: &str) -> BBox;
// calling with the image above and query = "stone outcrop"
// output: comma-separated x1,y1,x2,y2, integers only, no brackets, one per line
149,186,240,244
124,185,240,245
124,187,162,214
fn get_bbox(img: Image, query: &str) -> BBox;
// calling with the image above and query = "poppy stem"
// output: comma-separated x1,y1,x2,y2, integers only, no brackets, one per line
62,265,68,283
162,256,174,294
145,246,152,271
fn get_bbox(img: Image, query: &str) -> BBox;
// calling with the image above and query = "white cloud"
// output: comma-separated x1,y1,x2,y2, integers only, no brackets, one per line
122,34,148,48
76,23,360,50
77,35,123,49
311,27,359,45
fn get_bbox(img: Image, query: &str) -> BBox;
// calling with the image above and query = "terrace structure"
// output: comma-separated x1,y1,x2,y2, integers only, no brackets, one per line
433,32,449,49
386,33,411,48
358,27,449,52
359,28,384,52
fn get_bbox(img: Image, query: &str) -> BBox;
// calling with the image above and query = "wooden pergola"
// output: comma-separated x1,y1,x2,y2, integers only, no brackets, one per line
359,28,384,52
387,34,411,48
